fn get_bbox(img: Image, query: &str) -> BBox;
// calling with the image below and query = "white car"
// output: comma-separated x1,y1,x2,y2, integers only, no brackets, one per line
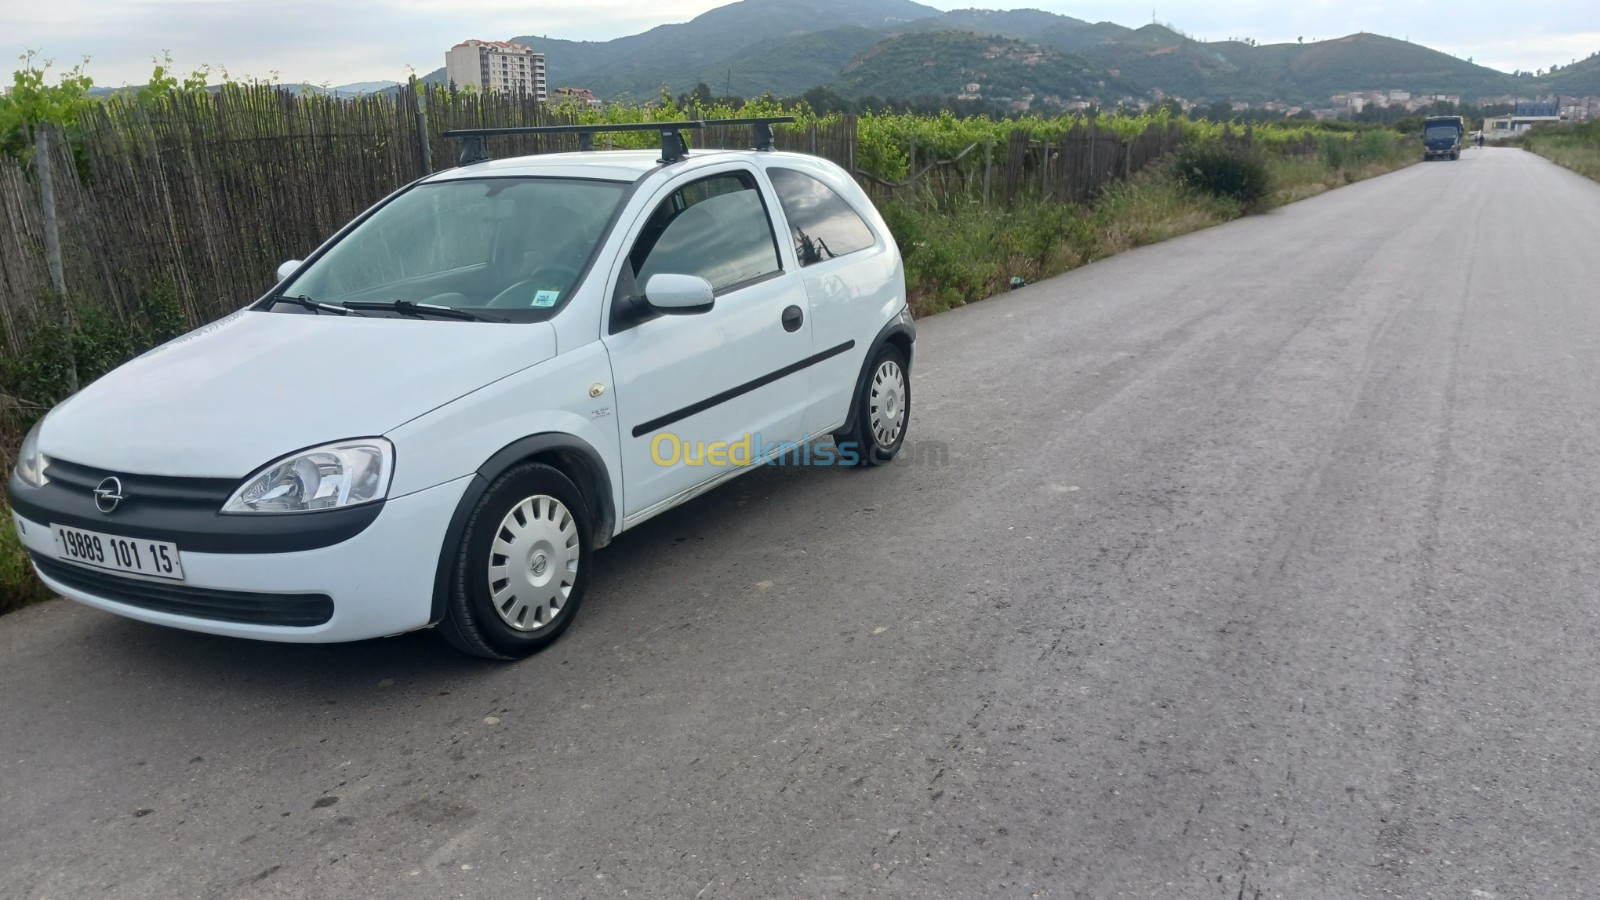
9,119,914,659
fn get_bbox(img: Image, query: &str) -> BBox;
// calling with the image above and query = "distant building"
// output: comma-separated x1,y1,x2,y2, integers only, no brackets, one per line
1483,101,1564,140
446,40,546,99
551,87,603,110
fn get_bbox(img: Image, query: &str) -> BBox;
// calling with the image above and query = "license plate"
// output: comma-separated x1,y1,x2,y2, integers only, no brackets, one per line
51,524,185,581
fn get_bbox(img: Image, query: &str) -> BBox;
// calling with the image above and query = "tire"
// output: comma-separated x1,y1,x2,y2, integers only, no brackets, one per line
832,343,910,467
438,462,592,660
1451,150,1459,160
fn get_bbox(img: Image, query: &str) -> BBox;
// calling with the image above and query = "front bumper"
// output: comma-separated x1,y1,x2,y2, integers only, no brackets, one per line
12,475,472,643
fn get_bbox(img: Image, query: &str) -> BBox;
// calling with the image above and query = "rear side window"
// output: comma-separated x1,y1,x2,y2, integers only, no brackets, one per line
768,168,877,267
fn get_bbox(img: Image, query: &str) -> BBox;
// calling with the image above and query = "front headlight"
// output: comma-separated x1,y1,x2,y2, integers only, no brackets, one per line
223,438,394,514
15,419,49,488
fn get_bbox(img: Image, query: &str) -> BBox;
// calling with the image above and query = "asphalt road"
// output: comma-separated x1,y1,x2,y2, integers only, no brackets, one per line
5,147,1600,899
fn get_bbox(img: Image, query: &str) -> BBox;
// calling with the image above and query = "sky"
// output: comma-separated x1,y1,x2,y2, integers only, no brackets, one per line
3,0,1597,89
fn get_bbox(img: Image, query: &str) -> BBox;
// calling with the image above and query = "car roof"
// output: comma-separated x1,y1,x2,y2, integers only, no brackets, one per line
422,148,820,184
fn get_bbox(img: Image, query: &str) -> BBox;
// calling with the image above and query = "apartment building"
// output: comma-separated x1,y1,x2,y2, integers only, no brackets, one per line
445,40,547,100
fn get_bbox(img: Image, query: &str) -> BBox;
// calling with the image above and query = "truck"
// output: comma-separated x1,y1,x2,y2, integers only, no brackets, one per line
1422,115,1466,161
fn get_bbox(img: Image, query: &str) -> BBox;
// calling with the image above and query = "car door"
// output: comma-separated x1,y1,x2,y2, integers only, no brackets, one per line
763,161,903,437
602,165,814,522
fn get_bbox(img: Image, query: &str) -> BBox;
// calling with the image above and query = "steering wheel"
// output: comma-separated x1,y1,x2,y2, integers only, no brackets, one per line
487,265,583,309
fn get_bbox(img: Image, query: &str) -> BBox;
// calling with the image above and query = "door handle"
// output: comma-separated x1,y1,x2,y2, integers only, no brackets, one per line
781,305,804,333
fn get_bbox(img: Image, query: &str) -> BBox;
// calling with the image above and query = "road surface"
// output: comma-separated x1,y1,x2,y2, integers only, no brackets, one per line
4,147,1600,898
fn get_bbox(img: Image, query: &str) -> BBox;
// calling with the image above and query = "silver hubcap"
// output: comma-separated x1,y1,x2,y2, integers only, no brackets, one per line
869,359,906,448
487,495,580,632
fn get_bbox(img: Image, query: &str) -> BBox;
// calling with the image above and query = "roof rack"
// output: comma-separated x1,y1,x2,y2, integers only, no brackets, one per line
442,116,797,167
698,116,798,152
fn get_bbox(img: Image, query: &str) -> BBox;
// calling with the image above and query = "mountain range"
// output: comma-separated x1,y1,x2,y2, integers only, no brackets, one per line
421,0,1595,108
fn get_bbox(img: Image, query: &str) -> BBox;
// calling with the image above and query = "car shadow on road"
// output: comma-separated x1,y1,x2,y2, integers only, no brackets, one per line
31,454,884,706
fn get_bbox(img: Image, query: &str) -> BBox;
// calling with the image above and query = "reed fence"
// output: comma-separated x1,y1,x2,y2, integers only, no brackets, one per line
0,84,1277,355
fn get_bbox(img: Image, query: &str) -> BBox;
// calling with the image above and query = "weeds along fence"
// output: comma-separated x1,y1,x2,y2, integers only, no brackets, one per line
0,84,1305,361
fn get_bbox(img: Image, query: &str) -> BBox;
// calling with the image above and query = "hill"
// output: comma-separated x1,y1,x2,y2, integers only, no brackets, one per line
692,27,889,99
1058,28,1520,104
1070,25,1272,102
1279,33,1517,101
409,0,1562,108
1038,20,1135,54
422,0,939,95
893,8,1088,39
830,32,1123,107
1549,53,1600,95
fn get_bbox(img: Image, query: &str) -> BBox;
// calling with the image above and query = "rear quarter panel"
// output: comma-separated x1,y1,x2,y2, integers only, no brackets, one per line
758,155,908,436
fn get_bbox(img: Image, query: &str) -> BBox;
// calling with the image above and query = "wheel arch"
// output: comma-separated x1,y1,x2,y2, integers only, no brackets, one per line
430,433,616,626
839,309,916,436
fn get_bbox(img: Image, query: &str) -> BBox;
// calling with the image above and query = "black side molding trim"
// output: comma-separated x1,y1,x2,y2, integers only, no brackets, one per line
630,340,856,438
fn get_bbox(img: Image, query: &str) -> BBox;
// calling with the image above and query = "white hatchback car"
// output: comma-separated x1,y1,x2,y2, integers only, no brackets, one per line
9,119,914,659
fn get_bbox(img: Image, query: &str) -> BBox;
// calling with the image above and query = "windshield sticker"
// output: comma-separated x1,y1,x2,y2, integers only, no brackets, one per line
531,290,561,308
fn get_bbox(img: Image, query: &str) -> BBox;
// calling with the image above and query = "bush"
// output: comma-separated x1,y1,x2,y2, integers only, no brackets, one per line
1171,143,1272,208
0,278,185,617
0,510,51,615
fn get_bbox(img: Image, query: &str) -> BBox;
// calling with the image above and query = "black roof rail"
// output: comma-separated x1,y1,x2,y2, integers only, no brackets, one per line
697,116,798,151
443,121,702,166
441,116,798,166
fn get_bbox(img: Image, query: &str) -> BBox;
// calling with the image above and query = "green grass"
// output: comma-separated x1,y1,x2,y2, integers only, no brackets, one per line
883,170,1243,316
1518,121,1600,183
0,502,51,615
886,134,1414,317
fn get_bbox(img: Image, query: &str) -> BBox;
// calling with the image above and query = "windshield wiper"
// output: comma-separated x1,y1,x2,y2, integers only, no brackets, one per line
340,300,506,322
271,294,360,315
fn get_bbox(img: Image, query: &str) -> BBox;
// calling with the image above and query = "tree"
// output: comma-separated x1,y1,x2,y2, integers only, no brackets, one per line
136,52,212,104
0,51,95,161
800,86,851,115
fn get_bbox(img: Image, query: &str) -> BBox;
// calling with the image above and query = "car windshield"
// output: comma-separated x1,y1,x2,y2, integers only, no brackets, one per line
277,177,627,321
1424,126,1459,140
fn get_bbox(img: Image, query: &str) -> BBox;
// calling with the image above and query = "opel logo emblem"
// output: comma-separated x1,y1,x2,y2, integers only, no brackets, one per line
94,476,125,514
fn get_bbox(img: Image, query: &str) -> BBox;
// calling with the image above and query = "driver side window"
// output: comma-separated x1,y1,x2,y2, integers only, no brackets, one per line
629,172,782,295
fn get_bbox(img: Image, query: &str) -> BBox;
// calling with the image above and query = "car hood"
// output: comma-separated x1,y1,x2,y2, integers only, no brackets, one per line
40,310,558,478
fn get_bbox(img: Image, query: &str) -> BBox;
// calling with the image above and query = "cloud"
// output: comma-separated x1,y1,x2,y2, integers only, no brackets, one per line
5,0,721,85
6,0,1597,87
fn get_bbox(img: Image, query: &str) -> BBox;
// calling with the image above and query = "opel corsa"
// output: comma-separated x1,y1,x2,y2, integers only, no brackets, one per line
9,120,915,659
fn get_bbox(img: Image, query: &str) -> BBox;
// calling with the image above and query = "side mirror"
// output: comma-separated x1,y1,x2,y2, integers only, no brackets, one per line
643,274,715,315
276,259,303,282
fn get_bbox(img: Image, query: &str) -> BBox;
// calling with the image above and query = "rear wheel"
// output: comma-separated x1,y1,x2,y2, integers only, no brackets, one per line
438,462,591,660
832,344,910,467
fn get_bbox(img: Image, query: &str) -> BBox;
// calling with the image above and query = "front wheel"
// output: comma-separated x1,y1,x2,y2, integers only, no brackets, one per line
832,344,910,467
438,462,592,660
